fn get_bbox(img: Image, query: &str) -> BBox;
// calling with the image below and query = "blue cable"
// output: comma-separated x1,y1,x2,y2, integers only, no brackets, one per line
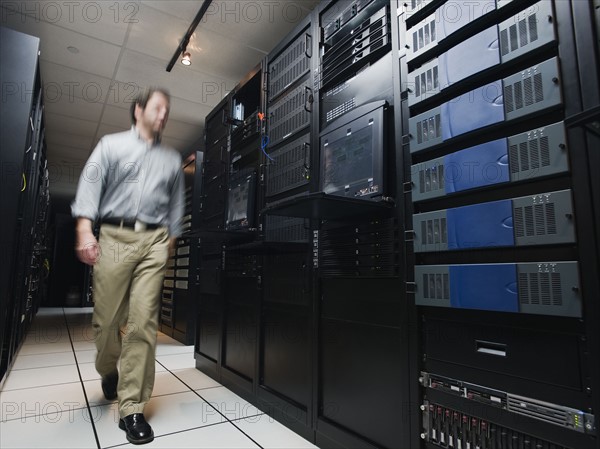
261,135,274,162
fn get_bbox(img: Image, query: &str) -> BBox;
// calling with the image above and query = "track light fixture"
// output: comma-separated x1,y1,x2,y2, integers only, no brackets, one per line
166,0,212,72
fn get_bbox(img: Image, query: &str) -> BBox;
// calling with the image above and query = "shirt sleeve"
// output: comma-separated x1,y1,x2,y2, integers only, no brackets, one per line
167,163,185,237
71,138,108,221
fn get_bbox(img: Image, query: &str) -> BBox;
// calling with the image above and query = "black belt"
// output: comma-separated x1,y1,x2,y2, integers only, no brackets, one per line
101,218,161,230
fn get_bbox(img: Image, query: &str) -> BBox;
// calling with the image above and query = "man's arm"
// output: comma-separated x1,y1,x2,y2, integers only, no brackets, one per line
71,137,108,265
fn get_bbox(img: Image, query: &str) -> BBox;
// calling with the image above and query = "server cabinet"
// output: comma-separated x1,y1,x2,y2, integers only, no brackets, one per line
0,27,49,386
254,13,316,440
195,240,224,380
160,152,203,345
401,1,600,448
200,96,231,231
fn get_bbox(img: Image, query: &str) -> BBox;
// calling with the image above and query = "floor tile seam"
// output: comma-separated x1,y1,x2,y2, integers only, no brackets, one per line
0,403,91,423
9,361,79,372
154,351,195,357
14,349,78,356
145,383,227,402
100,420,259,449
227,415,266,449
0,380,86,393
154,359,251,426
62,308,102,449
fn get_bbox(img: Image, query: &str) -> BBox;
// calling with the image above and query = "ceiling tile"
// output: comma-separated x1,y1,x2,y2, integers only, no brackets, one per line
114,50,239,107
1,14,121,78
140,1,203,22
162,119,204,144
40,62,113,103
100,104,132,128
45,113,98,138
45,130,95,153
0,1,131,45
44,95,105,123
125,3,190,62
169,95,217,124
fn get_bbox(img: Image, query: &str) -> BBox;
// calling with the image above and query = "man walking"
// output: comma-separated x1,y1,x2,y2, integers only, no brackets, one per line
72,87,184,445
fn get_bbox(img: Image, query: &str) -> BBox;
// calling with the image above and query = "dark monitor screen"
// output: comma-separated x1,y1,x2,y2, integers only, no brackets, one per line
320,102,386,200
322,125,373,194
226,172,256,230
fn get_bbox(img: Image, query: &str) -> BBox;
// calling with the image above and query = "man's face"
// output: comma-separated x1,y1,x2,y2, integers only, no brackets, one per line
137,92,170,136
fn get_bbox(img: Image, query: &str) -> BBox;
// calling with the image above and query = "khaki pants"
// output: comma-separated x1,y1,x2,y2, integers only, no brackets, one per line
92,224,169,418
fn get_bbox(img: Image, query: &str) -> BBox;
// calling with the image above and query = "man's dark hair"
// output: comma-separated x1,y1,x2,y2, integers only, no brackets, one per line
130,87,171,125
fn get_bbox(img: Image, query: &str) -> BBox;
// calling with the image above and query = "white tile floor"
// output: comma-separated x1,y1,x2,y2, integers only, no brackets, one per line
0,307,319,449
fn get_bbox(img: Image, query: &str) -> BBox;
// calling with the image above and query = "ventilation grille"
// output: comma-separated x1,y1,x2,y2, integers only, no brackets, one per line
513,202,557,237
325,79,350,97
414,64,439,100
319,219,399,277
509,135,551,173
500,12,539,57
504,72,545,113
416,113,442,144
268,83,311,146
326,97,356,122
269,33,310,101
411,18,436,54
420,218,448,245
266,133,310,198
507,396,569,428
419,164,445,193
264,215,309,242
518,272,562,306
422,272,450,300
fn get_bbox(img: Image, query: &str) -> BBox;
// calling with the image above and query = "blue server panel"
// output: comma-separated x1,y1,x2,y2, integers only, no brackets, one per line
408,1,556,106
414,261,581,317
408,56,562,154
407,0,498,62
411,121,568,202
413,189,575,252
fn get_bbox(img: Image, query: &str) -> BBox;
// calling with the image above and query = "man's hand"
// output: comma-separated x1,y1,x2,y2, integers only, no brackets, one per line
75,218,100,265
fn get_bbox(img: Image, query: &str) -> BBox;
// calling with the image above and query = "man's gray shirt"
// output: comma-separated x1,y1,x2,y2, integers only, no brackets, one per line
71,127,185,237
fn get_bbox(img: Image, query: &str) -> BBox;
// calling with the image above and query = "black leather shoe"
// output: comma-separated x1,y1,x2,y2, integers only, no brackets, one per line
101,371,118,400
119,413,154,445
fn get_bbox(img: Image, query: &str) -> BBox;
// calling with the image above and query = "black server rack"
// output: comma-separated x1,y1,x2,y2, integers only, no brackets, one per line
200,95,231,231
262,12,314,243
160,236,201,346
194,238,224,380
189,1,599,447
160,152,203,345
240,12,317,441
399,1,600,448
0,26,50,386
310,1,412,448
219,64,265,397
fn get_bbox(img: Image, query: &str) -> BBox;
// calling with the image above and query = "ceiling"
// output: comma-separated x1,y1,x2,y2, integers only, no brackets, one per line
0,0,319,201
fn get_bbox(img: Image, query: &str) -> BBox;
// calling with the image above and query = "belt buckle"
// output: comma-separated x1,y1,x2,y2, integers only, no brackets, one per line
134,220,147,232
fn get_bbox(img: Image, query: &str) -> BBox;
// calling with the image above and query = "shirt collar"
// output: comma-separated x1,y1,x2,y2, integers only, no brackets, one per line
131,125,161,146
